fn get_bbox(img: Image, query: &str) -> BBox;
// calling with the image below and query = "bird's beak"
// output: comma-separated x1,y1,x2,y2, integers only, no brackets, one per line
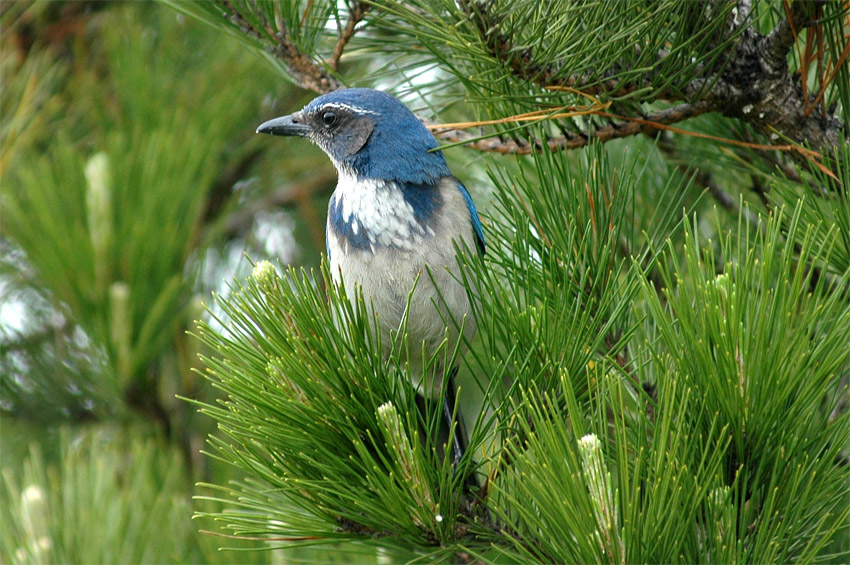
256,113,311,137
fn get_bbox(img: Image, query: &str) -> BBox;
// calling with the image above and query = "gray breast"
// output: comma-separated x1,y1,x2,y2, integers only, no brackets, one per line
326,177,479,395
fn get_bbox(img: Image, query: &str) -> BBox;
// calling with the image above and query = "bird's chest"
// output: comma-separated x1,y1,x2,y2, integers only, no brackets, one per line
328,229,444,355
326,177,472,349
327,179,436,298
328,239,470,370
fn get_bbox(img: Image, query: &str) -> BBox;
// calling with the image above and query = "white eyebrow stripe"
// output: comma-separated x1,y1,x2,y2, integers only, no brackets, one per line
320,102,379,115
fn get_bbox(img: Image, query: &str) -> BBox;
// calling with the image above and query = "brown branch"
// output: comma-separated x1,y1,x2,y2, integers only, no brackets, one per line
655,134,763,229
217,0,366,91
220,0,266,41
428,101,713,155
267,33,341,94
713,3,843,158
218,0,340,94
329,2,369,72
699,171,763,228
761,0,815,65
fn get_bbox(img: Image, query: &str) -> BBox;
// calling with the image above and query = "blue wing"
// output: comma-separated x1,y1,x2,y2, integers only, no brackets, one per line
457,181,486,256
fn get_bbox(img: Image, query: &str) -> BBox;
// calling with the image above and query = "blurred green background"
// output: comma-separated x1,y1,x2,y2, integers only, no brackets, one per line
0,2,350,562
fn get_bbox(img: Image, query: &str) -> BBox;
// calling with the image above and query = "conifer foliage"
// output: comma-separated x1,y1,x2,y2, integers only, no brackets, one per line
2,0,848,562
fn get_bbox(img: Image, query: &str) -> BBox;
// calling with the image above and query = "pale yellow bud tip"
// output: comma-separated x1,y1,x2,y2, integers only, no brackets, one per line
252,260,278,286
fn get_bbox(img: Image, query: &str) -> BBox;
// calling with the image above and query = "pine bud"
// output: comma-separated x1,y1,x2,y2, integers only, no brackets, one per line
251,260,278,291
578,433,624,563
708,486,734,557
110,281,132,385
85,152,113,293
377,402,436,527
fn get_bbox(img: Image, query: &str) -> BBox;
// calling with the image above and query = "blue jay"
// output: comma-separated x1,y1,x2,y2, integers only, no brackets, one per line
257,88,485,470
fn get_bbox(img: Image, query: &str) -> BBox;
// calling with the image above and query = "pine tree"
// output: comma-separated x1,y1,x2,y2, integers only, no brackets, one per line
2,0,848,562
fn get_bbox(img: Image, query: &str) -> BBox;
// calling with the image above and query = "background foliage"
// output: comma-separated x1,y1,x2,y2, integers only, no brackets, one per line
1,0,848,563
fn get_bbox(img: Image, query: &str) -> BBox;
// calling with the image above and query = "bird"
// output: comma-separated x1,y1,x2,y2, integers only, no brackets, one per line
256,88,485,474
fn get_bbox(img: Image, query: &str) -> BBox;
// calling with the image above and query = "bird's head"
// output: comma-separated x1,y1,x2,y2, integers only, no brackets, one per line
257,89,451,185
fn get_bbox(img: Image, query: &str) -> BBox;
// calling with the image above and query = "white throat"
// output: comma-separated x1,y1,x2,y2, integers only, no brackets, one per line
332,170,434,251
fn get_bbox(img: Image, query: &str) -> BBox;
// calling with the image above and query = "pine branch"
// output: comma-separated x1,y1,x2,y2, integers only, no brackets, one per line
153,4,850,557
451,0,844,160
760,0,815,64
193,0,341,93
428,101,713,155
172,0,844,162
218,0,267,41
267,32,341,94
329,2,369,72
707,1,843,157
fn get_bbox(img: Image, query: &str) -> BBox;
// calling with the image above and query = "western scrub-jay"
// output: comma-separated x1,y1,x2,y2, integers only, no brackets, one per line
257,88,485,470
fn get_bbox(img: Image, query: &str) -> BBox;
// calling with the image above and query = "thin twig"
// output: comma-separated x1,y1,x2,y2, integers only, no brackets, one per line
427,101,713,155
218,0,339,93
329,2,369,72
656,136,763,228
220,0,265,41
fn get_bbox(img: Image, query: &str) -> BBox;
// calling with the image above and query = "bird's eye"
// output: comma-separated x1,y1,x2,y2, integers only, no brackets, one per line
321,111,338,126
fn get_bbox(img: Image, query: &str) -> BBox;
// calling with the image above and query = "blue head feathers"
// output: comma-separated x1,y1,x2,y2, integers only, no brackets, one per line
257,88,451,185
